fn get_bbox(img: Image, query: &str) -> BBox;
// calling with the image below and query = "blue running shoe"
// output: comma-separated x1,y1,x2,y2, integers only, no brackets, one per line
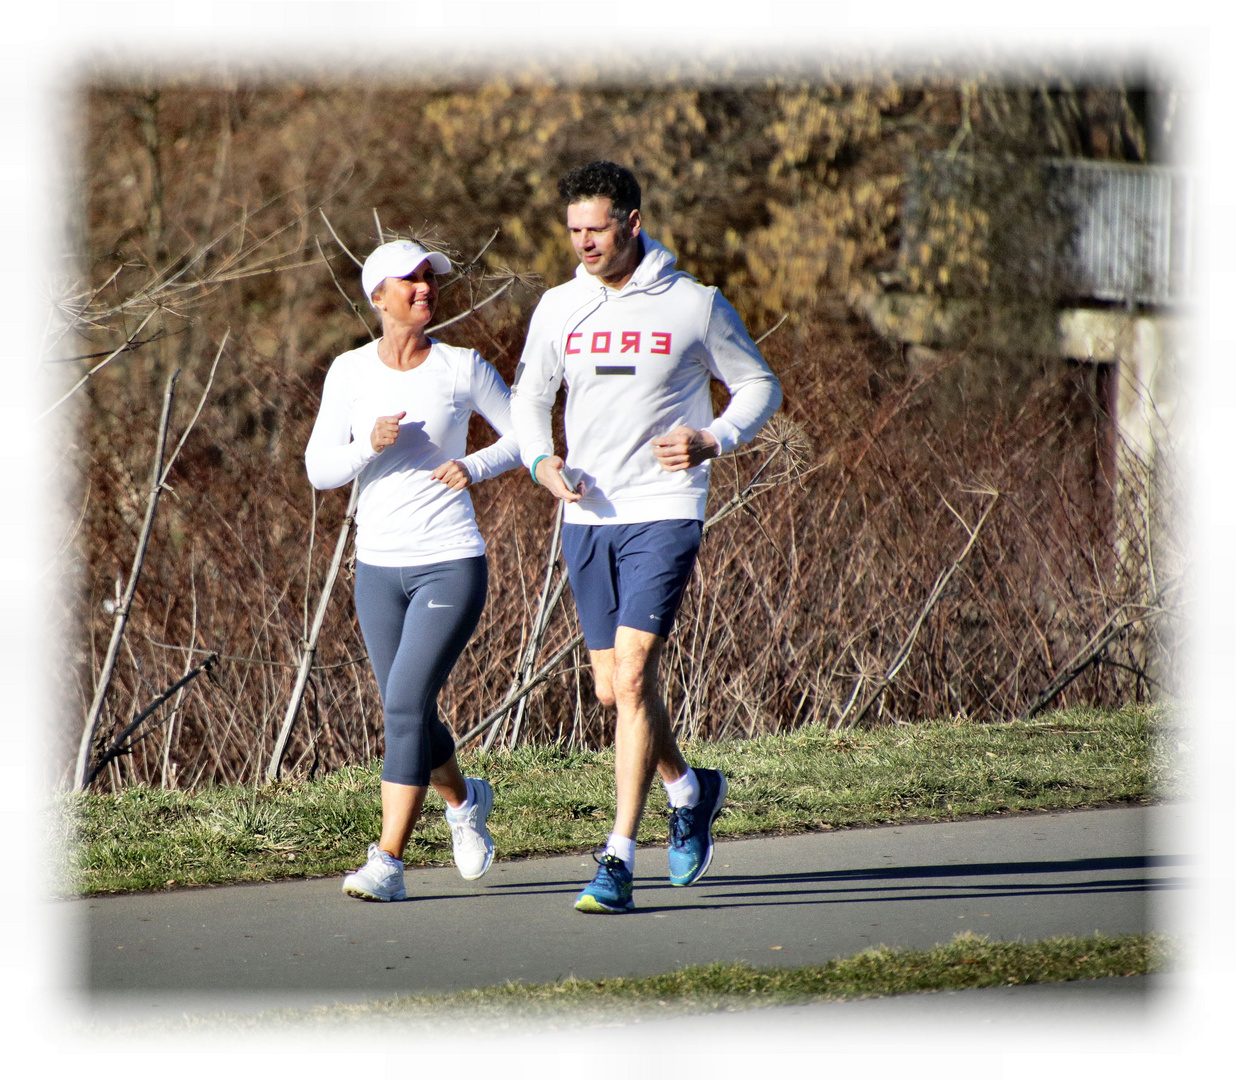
574,851,634,913
667,767,728,886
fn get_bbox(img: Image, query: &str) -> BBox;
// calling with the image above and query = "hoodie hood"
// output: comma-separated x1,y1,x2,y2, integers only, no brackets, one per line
572,234,683,295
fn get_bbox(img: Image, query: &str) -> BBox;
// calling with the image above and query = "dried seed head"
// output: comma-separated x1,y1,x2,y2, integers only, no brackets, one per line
754,413,814,479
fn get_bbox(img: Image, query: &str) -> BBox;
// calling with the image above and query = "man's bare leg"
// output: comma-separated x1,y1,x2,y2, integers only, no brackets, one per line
591,626,689,843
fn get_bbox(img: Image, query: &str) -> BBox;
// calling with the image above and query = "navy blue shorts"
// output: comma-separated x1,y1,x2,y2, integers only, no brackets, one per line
561,519,703,650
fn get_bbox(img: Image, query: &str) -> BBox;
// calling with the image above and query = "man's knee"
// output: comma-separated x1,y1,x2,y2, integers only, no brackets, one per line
588,648,617,708
594,676,617,709
611,648,659,709
610,665,644,710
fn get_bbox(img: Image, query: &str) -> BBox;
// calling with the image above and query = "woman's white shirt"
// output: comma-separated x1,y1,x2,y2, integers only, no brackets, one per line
305,339,521,567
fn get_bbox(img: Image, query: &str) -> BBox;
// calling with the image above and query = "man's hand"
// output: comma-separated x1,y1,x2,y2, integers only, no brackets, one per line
650,426,720,472
431,460,473,491
370,411,406,453
534,455,584,503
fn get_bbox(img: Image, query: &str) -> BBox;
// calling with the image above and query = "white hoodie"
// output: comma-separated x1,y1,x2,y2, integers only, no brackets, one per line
510,236,782,525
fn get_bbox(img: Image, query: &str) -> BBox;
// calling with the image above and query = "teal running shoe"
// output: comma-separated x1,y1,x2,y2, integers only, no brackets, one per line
667,768,728,886
574,851,634,913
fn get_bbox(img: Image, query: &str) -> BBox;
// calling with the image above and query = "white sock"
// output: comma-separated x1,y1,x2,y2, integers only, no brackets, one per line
664,768,700,809
605,833,636,873
445,784,474,821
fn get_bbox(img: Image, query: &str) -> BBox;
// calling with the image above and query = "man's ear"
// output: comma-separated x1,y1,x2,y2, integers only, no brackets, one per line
627,208,642,237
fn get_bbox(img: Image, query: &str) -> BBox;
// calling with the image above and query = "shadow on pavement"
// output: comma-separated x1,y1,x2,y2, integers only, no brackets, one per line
471,852,1192,915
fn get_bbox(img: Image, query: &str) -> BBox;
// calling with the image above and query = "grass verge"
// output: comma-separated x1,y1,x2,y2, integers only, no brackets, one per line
132,932,1171,1032
55,703,1183,896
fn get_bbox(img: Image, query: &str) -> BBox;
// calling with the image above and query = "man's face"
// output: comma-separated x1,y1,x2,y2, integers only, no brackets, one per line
566,197,642,287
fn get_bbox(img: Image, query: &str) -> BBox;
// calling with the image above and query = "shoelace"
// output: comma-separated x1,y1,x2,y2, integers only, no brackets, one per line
449,806,479,828
448,811,486,851
590,848,626,875
668,804,694,844
357,844,401,874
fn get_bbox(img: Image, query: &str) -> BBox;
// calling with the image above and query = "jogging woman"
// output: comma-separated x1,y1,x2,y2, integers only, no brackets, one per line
305,239,521,901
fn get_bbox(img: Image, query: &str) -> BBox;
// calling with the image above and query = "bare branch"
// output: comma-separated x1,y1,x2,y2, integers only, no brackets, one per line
85,653,219,785
146,640,370,671
839,492,999,729
161,557,198,788
74,368,179,789
45,327,176,364
39,308,159,420
1020,588,1174,720
427,277,514,334
754,313,789,345
159,329,228,486
315,237,375,340
455,631,585,749
319,209,363,268
505,504,565,750
267,479,360,781
468,228,501,267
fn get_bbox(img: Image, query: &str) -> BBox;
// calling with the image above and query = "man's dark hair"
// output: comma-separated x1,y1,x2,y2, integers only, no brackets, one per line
558,161,641,220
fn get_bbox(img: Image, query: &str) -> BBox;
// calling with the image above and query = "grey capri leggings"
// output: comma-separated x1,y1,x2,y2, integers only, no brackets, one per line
354,556,488,786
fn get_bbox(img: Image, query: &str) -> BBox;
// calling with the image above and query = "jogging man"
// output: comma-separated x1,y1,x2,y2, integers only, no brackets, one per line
510,161,782,913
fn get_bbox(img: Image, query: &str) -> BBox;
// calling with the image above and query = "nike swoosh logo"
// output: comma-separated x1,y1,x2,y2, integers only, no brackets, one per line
428,601,454,609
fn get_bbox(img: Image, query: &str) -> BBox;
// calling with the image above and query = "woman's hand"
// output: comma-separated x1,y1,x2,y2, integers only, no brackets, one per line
370,411,407,453
431,460,473,490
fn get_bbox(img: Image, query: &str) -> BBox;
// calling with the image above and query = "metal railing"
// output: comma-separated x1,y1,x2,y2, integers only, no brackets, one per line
901,152,1193,307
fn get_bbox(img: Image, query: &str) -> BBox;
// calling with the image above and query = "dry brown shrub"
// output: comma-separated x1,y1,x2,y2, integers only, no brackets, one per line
48,75,1178,790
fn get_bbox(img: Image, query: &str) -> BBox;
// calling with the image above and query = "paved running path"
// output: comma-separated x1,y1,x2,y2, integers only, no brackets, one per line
64,803,1189,1016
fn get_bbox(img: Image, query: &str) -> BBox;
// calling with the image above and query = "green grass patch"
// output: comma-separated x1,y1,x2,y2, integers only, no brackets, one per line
128,932,1172,1032
54,703,1183,897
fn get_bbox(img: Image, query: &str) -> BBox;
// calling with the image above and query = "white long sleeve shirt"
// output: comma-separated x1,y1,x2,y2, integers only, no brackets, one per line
510,235,782,525
305,339,521,566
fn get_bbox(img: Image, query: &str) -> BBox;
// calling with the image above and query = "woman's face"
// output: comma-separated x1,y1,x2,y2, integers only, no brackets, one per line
373,261,439,331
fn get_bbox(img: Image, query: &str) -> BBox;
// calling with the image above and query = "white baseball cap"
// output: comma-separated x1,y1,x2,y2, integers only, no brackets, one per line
361,240,452,307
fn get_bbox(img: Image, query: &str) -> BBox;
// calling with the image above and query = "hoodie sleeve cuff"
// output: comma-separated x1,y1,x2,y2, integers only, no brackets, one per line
704,418,740,455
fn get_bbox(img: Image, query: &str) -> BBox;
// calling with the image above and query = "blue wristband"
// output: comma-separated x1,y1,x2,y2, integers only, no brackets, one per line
530,455,549,485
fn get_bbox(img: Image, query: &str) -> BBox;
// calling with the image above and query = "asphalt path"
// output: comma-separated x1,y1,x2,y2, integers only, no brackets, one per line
63,803,1189,1019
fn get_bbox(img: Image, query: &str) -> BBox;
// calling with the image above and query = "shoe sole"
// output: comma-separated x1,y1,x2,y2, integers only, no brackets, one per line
342,884,408,902
574,894,634,914
455,778,495,881
671,772,728,887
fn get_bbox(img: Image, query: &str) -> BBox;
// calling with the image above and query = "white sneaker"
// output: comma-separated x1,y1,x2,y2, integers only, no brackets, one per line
342,843,407,901
446,777,495,880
